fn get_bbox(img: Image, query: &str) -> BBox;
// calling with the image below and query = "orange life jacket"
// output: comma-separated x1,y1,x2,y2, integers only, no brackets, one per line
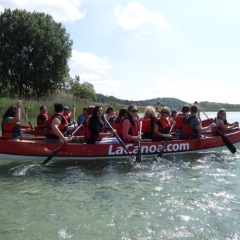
46,113,68,139
1,119,21,139
64,114,71,123
182,114,199,138
153,117,171,137
121,116,138,143
141,117,155,138
112,120,122,136
175,113,184,129
37,113,48,128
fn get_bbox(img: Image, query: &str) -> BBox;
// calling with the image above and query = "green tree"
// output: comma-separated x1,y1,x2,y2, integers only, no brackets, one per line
68,75,96,101
0,8,73,100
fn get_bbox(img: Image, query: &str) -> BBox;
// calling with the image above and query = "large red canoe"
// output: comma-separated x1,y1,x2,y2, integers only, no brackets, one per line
0,130,239,161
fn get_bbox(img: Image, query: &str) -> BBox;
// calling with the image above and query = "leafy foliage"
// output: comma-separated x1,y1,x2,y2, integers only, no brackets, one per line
65,75,97,101
0,9,72,100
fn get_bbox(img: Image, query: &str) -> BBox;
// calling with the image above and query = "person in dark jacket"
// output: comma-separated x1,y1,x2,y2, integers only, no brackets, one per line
86,105,114,144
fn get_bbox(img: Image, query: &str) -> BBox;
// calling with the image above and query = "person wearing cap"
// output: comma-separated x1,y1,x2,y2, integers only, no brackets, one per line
77,107,88,125
169,109,177,125
63,105,76,126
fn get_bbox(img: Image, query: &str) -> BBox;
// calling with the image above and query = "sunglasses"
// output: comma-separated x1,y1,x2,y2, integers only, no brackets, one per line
161,111,168,114
130,109,138,113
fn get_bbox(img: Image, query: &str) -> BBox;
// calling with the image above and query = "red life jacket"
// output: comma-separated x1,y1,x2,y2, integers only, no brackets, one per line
85,120,91,139
121,116,138,143
46,113,68,139
182,114,199,138
64,114,71,123
153,117,171,137
175,113,184,129
142,117,155,138
112,120,122,136
1,119,21,139
37,113,48,128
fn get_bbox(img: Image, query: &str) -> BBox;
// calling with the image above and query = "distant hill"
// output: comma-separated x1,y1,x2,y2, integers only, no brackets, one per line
96,94,240,111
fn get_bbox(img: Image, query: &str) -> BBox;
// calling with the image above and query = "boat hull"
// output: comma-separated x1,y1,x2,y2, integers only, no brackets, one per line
0,131,240,161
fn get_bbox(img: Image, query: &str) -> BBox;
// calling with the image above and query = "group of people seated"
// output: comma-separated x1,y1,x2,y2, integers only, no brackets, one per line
1,100,239,144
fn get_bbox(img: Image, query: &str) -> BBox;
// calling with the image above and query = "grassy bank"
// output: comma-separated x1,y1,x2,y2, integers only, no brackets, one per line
0,95,145,119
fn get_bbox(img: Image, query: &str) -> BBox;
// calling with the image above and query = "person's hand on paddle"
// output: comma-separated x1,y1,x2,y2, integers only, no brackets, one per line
61,136,70,143
234,122,239,127
210,123,216,128
137,133,142,140
164,133,173,139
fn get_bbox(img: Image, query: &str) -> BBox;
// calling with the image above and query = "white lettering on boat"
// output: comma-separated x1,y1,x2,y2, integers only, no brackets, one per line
108,143,190,155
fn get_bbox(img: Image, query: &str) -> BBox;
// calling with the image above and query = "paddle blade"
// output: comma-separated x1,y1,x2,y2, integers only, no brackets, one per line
136,148,142,162
221,135,236,154
157,148,164,158
42,142,65,165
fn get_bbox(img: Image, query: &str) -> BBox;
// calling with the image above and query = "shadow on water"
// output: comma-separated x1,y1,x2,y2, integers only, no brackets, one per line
0,148,239,178
0,159,137,178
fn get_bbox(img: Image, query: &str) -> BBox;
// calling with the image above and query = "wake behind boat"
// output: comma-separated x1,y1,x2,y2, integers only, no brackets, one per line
0,130,240,161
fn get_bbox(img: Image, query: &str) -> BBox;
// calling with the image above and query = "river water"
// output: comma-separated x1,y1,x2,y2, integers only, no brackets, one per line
0,112,240,239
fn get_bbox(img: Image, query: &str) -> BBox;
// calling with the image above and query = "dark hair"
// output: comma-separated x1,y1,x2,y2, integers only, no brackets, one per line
92,105,103,118
3,106,16,118
181,105,190,113
217,108,226,118
190,105,198,114
86,106,95,115
106,106,114,113
115,108,127,123
118,108,127,118
83,107,87,111
54,103,64,113
40,106,45,111
127,104,137,111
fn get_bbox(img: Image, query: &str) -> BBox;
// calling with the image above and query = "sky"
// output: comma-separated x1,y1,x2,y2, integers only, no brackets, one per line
1,0,240,104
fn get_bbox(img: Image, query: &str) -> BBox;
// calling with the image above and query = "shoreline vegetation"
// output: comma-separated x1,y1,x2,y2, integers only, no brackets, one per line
0,94,239,119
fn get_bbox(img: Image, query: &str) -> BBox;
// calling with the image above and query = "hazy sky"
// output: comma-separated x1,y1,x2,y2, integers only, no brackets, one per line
1,0,240,104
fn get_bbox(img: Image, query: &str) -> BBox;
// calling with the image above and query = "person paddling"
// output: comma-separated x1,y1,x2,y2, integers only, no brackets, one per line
45,103,70,143
1,100,22,141
212,109,239,136
121,105,141,143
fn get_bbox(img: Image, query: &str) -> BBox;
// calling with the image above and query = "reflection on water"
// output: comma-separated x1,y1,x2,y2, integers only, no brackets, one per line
1,149,240,239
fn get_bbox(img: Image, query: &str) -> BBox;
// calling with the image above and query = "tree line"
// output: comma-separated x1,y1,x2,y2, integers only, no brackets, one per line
96,94,240,111
0,8,96,101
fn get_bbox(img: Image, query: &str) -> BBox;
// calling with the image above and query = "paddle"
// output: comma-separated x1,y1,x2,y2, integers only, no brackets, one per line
21,105,36,136
157,124,175,158
73,104,76,133
197,104,236,154
104,118,133,159
42,123,82,165
136,120,142,162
